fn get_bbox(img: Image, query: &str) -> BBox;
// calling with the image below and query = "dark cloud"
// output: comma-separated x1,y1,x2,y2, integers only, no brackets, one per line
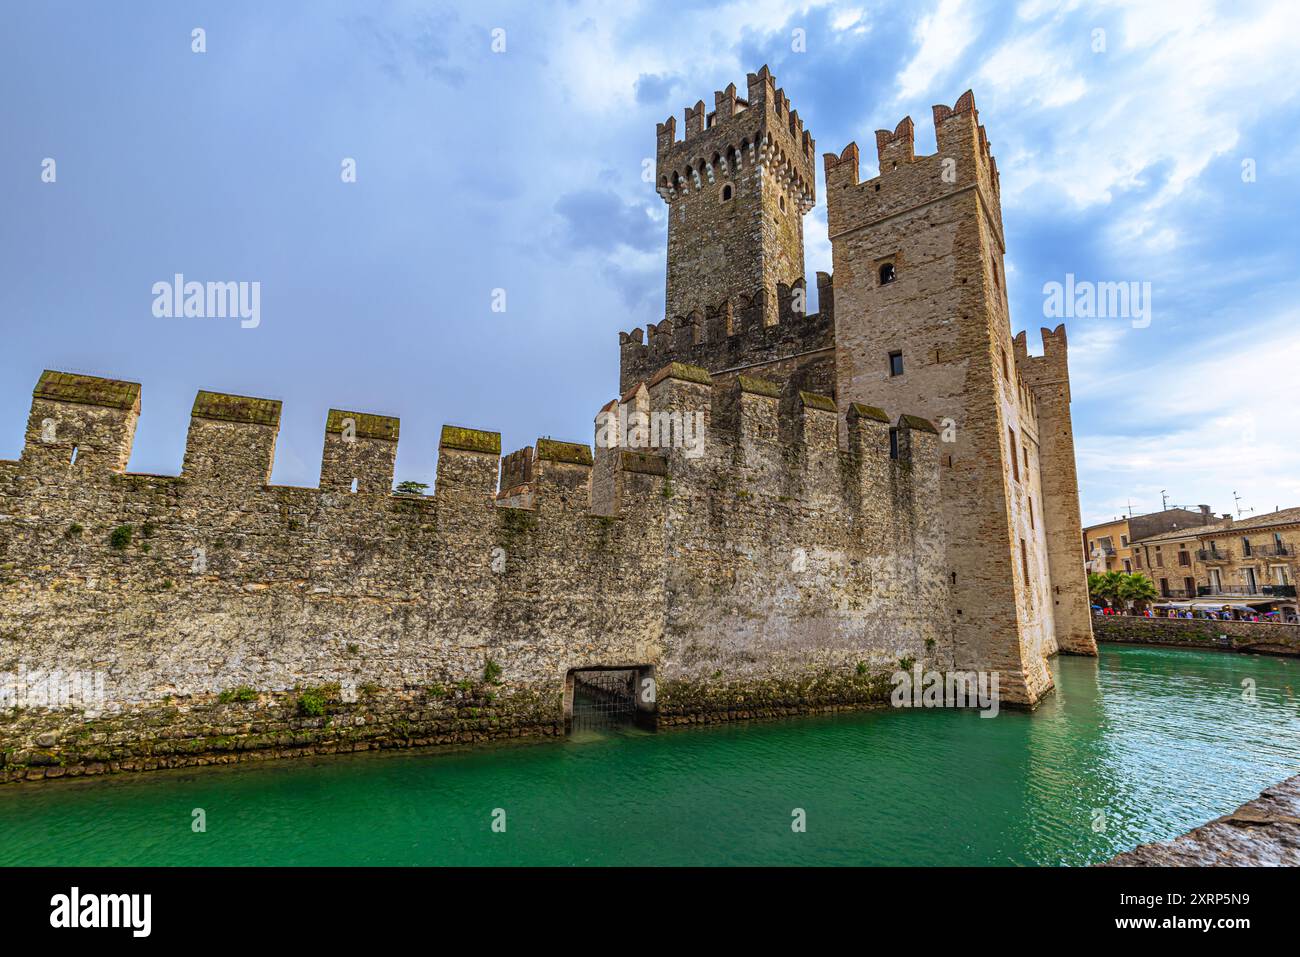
635,72,680,106
554,188,660,253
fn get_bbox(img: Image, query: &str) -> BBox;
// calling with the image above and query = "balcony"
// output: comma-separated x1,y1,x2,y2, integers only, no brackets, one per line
1196,584,1297,598
1197,548,1232,562
1254,543,1292,557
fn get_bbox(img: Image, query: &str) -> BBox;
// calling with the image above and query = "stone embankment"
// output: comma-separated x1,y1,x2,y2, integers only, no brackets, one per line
1106,775,1300,866
1094,615,1300,657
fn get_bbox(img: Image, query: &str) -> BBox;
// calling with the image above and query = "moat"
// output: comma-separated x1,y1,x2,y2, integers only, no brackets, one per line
2,645,1297,866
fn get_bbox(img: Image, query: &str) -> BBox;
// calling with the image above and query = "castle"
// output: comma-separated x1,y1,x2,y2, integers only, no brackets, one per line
0,68,1093,783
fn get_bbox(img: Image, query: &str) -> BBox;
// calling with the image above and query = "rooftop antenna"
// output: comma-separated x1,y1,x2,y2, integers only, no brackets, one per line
1160,489,1168,510
1126,499,1135,518
1233,491,1253,518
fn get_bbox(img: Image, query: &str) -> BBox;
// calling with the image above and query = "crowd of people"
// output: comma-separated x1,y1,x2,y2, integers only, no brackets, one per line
1093,603,1297,623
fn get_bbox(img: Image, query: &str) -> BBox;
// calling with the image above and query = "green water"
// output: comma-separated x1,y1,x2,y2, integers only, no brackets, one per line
2,645,1298,866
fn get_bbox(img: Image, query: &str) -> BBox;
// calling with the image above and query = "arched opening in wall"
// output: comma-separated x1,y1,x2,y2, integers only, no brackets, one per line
779,194,786,212
69,445,78,466
564,665,656,733
721,183,733,201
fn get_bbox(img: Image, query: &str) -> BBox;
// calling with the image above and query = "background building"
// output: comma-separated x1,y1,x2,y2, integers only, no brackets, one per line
1130,506,1300,618
1083,506,1215,574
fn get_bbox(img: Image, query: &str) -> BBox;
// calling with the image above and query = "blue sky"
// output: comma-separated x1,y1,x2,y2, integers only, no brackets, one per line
2,0,1298,525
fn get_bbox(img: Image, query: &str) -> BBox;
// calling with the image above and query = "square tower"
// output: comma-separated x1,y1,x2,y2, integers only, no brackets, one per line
656,65,816,329
824,92,1095,708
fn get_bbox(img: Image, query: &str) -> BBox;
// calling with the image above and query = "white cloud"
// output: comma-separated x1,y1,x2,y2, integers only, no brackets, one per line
994,0,1300,219
1075,310,1300,522
894,0,978,101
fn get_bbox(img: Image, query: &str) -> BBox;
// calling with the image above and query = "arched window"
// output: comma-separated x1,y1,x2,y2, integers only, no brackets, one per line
879,262,896,285
721,184,733,201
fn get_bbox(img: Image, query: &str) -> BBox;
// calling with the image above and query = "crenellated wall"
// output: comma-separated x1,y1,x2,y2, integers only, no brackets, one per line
0,366,949,781
619,273,835,397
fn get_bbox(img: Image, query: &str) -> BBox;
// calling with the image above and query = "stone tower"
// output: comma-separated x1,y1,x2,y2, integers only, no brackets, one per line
824,92,1095,708
655,65,816,330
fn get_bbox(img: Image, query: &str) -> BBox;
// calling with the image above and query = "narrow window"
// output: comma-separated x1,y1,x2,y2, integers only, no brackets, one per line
1028,497,1034,529
721,184,732,201
1021,539,1030,584
1023,446,1029,472
350,478,359,494
879,262,896,285
1008,428,1019,481
889,351,904,377
950,571,957,585
779,195,786,212
1121,534,1128,546
888,428,899,460
69,445,79,466
1001,349,1009,379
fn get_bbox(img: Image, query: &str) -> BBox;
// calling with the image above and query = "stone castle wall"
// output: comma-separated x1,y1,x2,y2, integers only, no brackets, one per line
0,366,948,782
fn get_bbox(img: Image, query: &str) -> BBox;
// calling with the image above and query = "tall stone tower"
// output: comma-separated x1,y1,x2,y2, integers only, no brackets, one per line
824,92,1096,708
655,65,816,330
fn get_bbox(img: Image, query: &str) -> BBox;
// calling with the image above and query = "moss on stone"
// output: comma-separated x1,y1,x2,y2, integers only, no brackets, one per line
848,403,890,424
535,439,593,466
33,370,141,411
799,391,837,413
439,425,501,455
899,414,938,433
737,375,781,398
326,409,400,441
648,362,713,388
192,390,282,426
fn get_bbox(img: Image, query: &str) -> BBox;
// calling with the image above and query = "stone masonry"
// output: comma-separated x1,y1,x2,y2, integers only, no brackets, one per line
624,73,1095,709
0,67,1092,782
0,364,946,781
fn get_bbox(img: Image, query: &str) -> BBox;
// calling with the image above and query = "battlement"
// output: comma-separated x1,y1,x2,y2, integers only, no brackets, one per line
619,273,835,395
1013,324,1071,395
608,360,939,488
655,65,816,211
824,90,1002,242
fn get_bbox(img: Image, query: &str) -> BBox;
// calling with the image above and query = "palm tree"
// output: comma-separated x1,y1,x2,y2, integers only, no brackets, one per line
1093,570,1126,610
1117,573,1158,615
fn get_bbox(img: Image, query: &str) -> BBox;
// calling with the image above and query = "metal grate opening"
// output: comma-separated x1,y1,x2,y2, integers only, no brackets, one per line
570,669,636,731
